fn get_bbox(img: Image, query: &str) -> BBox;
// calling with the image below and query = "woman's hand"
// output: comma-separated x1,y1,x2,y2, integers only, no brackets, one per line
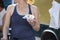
27,17,36,26
27,18,40,31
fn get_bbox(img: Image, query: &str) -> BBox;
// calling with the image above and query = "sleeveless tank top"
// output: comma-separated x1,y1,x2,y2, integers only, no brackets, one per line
9,4,35,38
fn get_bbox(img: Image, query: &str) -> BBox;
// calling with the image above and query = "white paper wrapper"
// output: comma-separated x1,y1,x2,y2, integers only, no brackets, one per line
22,14,35,20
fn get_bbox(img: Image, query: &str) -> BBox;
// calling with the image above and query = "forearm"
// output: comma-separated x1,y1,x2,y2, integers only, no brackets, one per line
3,26,9,38
32,23,40,31
3,21,9,38
28,19,40,31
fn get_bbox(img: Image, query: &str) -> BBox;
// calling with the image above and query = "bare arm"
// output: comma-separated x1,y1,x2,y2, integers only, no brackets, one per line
32,6,40,31
2,9,11,38
2,5,14,38
27,5,40,31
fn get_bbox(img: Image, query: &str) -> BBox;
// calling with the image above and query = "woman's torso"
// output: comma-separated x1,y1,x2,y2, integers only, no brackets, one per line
9,4,35,38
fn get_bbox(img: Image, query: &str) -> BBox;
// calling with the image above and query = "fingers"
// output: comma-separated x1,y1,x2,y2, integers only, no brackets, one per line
27,18,36,26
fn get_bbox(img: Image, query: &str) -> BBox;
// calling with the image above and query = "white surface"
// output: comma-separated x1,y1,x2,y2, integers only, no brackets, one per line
23,14,35,20
49,0,60,29
0,9,5,25
12,0,14,4
35,37,41,40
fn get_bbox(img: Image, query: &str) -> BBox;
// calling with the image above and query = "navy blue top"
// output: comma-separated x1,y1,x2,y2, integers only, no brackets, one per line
9,4,35,38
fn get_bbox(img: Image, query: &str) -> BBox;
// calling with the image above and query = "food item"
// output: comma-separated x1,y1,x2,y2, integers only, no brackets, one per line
22,14,35,20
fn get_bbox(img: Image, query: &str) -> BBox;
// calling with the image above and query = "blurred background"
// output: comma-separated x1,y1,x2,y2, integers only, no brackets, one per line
0,0,53,38
34,0,52,24
1,0,60,40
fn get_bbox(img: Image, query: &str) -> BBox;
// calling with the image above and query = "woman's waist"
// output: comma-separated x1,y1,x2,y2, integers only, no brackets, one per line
10,30,34,38
10,24,32,28
10,34,35,39
10,22,30,26
10,25,33,32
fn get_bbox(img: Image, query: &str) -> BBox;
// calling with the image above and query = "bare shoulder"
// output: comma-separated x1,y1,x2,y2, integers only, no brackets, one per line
6,4,16,15
30,5,38,11
7,4,16,11
30,4,38,14
30,4,38,15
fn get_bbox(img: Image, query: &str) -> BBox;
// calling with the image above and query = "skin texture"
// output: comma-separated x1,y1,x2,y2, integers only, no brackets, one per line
1,0,40,40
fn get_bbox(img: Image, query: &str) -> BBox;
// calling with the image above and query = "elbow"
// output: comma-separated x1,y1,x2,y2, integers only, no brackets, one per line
36,27,40,31
33,26,40,31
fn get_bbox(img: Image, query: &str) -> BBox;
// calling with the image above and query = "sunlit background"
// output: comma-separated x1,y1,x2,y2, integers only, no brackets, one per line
0,0,60,40
34,0,52,24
